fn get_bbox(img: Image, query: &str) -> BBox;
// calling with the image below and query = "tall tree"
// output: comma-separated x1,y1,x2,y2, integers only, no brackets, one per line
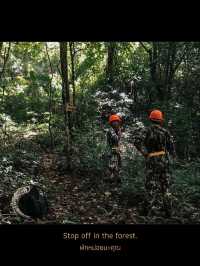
60,42,71,167
0,42,11,81
106,42,118,86
69,42,76,106
45,43,54,150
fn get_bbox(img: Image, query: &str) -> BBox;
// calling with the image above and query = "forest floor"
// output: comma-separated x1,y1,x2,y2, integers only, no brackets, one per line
39,151,140,224
37,149,185,225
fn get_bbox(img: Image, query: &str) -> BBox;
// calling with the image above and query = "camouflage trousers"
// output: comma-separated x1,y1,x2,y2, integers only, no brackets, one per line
144,156,172,216
106,146,122,168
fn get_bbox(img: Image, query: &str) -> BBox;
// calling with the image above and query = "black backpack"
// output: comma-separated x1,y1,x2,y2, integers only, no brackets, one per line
18,185,48,219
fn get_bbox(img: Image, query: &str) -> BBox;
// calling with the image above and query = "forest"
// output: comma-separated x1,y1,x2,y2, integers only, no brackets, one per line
0,41,200,224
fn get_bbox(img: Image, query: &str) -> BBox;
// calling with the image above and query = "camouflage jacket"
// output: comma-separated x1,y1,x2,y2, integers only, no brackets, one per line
106,127,121,148
133,123,176,158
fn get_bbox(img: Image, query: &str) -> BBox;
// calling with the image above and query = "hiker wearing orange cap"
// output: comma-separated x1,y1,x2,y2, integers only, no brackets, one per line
107,114,122,146
106,114,122,178
133,109,176,217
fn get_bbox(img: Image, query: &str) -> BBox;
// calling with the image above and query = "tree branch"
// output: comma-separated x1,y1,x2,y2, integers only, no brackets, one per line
140,42,151,54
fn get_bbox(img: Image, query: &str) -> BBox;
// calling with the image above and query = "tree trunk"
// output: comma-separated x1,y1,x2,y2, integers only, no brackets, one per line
165,42,177,101
69,42,76,106
106,42,117,86
59,42,71,167
142,42,166,102
0,42,3,56
45,43,54,150
0,42,11,81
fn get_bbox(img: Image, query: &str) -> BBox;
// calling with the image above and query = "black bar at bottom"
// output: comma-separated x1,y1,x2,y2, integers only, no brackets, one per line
0,224,198,256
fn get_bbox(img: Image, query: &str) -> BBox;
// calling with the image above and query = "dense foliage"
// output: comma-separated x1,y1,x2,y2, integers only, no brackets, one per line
0,42,200,224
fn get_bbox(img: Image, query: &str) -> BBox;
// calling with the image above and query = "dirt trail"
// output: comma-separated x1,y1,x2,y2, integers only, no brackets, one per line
40,151,188,224
39,152,140,224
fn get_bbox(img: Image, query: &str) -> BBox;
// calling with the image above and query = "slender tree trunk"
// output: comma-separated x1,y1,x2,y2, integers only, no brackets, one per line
150,42,157,84
0,42,11,81
69,42,77,133
45,43,54,150
0,42,11,140
166,42,177,101
60,42,71,167
69,42,76,106
0,42,3,56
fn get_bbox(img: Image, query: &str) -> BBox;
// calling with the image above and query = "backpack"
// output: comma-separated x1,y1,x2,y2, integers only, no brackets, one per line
12,185,48,220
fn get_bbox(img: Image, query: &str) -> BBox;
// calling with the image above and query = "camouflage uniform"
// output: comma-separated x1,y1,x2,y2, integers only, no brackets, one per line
134,123,175,216
106,127,122,168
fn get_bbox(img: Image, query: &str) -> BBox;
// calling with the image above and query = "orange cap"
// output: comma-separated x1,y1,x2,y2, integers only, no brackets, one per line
109,114,122,124
149,110,163,121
